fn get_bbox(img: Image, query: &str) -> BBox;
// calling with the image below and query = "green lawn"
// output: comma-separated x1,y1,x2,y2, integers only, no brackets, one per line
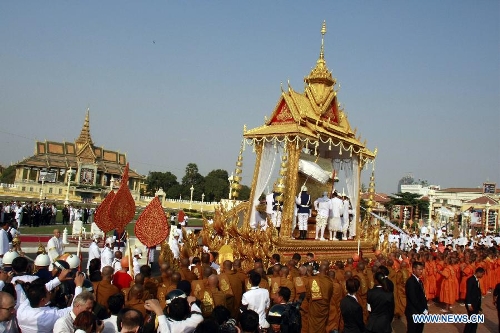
19,218,204,236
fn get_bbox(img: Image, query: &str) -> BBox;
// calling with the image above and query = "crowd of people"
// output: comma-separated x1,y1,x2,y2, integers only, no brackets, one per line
0,198,499,333
0,201,96,228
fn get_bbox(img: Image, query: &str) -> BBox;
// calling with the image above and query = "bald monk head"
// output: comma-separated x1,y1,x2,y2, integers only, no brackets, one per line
387,259,394,267
180,258,190,268
208,274,219,289
254,261,263,270
272,264,281,276
306,265,313,276
287,260,295,270
171,272,181,284
299,265,307,276
347,258,353,265
201,253,211,265
401,261,408,269
102,266,114,280
328,270,336,280
223,260,233,272
128,284,144,301
319,264,328,275
280,266,289,278
233,259,242,269
344,270,353,279
203,266,213,279
335,261,345,269
134,273,145,285
254,267,265,277
357,262,365,272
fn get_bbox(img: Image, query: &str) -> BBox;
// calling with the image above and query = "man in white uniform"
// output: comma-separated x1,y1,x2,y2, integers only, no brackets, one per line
314,192,332,241
295,186,311,240
169,230,181,259
47,229,64,264
0,222,10,267
329,192,344,241
87,235,101,274
100,237,114,270
133,247,142,276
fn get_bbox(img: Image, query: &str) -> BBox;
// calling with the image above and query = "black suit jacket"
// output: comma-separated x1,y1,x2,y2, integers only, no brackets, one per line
340,295,365,333
405,275,427,316
366,286,395,333
465,275,481,312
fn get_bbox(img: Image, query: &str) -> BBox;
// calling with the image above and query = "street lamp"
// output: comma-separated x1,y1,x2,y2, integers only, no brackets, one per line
189,185,194,209
494,211,498,233
485,201,491,233
403,206,408,230
428,189,435,227
64,168,73,205
40,175,46,201
228,172,234,200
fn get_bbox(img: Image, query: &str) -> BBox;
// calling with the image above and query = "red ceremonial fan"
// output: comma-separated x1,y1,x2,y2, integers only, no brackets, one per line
108,163,136,233
135,196,169,247
94,191,115,233
177,210,185,223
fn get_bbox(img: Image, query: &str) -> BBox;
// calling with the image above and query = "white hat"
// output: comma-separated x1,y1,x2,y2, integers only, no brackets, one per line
105,237,114,245
34,253,51,267
301,185,308,192
65,254,80,269
133,248,142,258
173,230,179,237
2,250,19,265
92,234,100,241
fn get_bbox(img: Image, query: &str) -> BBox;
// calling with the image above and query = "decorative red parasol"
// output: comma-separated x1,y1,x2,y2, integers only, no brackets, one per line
94,191,115,233
177,210,185,224
135,196,169,247
108,163,136,233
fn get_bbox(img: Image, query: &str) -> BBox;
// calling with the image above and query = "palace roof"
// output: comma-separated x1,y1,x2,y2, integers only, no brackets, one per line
16,110,142,178
243,22,375,159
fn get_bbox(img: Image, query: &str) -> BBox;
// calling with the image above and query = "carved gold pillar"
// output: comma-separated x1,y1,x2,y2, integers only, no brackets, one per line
356,159,363,239
244,141,263,228
281,139,301,239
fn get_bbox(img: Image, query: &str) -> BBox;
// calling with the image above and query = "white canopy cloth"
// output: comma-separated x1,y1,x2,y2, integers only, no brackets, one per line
298,159,330,184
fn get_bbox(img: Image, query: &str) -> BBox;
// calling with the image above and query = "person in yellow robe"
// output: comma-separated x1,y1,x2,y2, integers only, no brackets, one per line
306,264,332,333
438,258,456,312
394,261,410,318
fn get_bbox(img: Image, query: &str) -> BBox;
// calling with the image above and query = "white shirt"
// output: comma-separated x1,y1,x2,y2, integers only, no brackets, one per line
17,286,82,333
101,247,113,270
156,303,203,333
241,287,270,329
12,276,61,308
266,193,274,214
47,236,64,263
102,314,118,333
314,197,332,218
133,257,141,276
52,310,76,333
330,197,344,218
169,238,180,259
87,241,101,271
342,200,350,218
0,229,9,256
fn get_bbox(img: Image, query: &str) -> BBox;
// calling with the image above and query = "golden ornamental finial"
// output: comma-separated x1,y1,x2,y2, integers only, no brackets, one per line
320,20,326,60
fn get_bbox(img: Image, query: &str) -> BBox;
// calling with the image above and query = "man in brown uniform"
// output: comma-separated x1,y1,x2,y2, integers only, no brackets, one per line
125,284,147,318
306,264,333,333
233,259,247,287
395,261,410,318
179,257,198,283
93,266,120,312
279,266,296,303
220,260,244,319
326,270,345,333
191,266,212,301
353,261,369,323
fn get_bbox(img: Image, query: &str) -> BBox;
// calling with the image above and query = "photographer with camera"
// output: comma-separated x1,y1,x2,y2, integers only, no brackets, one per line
17,270,85,333
143,289,203,333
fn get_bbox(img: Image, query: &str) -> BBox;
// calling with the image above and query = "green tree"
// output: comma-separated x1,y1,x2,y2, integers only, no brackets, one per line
204,169,229,202
181,163,205,200
383,192,429,220
145,171,178,196
239,185,251,200
0,165,16,184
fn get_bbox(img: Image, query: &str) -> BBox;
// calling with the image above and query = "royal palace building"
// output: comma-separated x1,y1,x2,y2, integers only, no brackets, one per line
10,110,144,203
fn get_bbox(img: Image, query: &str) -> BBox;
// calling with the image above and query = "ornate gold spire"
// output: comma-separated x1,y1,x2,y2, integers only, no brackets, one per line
304,20,335,88
75,108,93,147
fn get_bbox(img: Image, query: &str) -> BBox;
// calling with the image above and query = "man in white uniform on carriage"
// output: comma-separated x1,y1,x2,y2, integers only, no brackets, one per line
314,192,331,241
329,191,343,241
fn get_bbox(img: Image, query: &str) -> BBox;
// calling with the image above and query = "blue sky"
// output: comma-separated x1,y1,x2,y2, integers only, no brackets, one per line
0,1,498,194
